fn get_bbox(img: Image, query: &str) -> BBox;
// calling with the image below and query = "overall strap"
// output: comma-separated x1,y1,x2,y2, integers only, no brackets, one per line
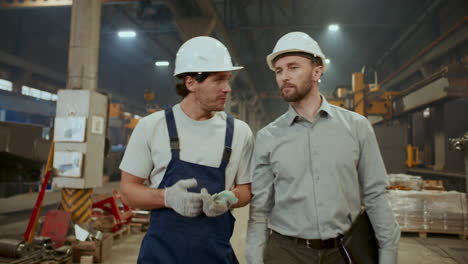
220,114,234,170
164,107,180,159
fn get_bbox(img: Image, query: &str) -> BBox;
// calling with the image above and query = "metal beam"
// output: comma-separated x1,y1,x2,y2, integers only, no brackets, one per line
0,0,140,9
392,66,468,114
375,0,445,67
379,17,468,93
0,50,66,83
161,0,260,98
174,16,217,40
0,51,146,114
109,6,176,59
196,0,259,97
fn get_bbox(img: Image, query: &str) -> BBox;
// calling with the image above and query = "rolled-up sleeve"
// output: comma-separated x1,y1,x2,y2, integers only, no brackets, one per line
119,120,153,179
357,118,401,264
246,129,275,264
235,124,255,185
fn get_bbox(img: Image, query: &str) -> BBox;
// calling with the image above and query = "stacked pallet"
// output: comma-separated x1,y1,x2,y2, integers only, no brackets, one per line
388,190,468,238
388,174,423,191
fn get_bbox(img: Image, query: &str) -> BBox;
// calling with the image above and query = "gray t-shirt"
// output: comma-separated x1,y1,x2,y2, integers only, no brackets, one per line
119,104,254,190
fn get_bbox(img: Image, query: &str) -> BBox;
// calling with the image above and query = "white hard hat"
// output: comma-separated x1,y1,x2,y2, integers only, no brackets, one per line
174,36,243,76
266,32,327,72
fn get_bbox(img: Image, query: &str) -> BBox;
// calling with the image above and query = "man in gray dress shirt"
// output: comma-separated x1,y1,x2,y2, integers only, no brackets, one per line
246,31,400,264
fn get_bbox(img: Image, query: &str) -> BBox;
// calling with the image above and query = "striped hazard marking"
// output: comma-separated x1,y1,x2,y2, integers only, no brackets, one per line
60,188,93,223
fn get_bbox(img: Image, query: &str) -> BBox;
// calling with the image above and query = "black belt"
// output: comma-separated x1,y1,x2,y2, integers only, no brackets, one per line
272,230,342,249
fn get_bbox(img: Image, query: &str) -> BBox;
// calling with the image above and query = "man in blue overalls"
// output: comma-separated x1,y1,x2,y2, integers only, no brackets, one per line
119,36,254,263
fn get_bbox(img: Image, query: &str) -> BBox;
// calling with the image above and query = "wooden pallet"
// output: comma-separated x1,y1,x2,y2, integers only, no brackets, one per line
40,256,72,264
112,225,130,240
1,255,72,264
129,222,149,232
401,228,468,240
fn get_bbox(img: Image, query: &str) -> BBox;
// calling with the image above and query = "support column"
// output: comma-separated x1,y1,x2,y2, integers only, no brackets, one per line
352,72,366,116
449,132,468,206
60,188,93,224
58,0,103,225
66,0,101,91
465,146,468,198
423,108,434,167
433,105,445,171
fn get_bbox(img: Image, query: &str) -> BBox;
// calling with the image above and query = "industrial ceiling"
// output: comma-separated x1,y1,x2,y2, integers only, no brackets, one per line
0,0,467,123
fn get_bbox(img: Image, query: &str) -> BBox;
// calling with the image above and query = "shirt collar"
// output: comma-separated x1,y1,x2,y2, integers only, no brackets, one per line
284,95,333,126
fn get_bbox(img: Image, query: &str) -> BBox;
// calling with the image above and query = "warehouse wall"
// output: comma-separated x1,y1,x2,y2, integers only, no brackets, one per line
374,118,408,173
444,97,468,172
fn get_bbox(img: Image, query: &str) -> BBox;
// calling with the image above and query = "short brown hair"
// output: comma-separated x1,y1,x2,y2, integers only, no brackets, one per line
175,72,210,98
272,52,323,67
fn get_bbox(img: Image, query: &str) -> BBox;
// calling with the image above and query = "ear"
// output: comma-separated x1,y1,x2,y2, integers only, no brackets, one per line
312,65,324,81
185,76,197,92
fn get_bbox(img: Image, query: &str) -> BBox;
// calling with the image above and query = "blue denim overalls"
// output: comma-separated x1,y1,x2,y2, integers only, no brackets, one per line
137,107,238,264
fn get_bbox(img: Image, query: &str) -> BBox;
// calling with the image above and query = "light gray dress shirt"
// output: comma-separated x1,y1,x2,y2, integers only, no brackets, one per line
246,97,400,264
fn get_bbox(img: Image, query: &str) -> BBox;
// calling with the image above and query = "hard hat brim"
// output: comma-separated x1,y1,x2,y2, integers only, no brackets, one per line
266,49,327,72
173,66,244,76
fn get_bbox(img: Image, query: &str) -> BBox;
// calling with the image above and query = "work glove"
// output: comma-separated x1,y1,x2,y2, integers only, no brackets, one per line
200,188,238,217
164,178,203,217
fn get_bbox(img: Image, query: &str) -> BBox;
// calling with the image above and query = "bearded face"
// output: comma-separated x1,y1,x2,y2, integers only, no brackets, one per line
274,56,323,103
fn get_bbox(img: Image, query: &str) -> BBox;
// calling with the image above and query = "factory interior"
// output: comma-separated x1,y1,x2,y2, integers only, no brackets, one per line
0,0,468,263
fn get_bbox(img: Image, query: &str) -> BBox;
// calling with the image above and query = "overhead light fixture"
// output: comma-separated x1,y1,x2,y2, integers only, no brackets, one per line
328,24,340,31
118,31,136,38
325,58,330,64
155,61,170,67
318,79,322,83
423,107,431,118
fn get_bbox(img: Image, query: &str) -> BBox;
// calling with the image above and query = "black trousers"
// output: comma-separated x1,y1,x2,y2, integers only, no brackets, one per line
264,231,346,264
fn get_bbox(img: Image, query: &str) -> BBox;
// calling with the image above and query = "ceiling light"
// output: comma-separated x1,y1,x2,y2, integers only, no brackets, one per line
155,61,170,67
325,59,330,64
318,79,322,83
118,31,136,38
328,24,340,31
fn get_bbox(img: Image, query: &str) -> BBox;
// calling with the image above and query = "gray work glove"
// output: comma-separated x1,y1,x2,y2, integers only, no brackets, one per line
200,188,238,217
164,179,203,217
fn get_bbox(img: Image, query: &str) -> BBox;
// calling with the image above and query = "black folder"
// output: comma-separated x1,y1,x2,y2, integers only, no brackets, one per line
339,210,379,264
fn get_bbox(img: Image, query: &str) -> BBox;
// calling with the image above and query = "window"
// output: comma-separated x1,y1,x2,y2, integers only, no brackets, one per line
22,86,31,96
21,85,57,101
40,91,52,100
0,79,12,91
29,87,41,98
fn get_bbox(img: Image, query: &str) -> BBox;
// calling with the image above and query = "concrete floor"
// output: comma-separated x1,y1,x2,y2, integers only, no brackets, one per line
1,183,467,263
105,206,468,264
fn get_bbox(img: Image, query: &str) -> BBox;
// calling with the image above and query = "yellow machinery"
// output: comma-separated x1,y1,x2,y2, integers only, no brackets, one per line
328,72,399,120
351,71,400,119
405,144,422,168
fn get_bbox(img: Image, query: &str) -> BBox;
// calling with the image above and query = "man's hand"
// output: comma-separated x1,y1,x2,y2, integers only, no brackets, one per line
164,179,203,217
201,188,238,217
